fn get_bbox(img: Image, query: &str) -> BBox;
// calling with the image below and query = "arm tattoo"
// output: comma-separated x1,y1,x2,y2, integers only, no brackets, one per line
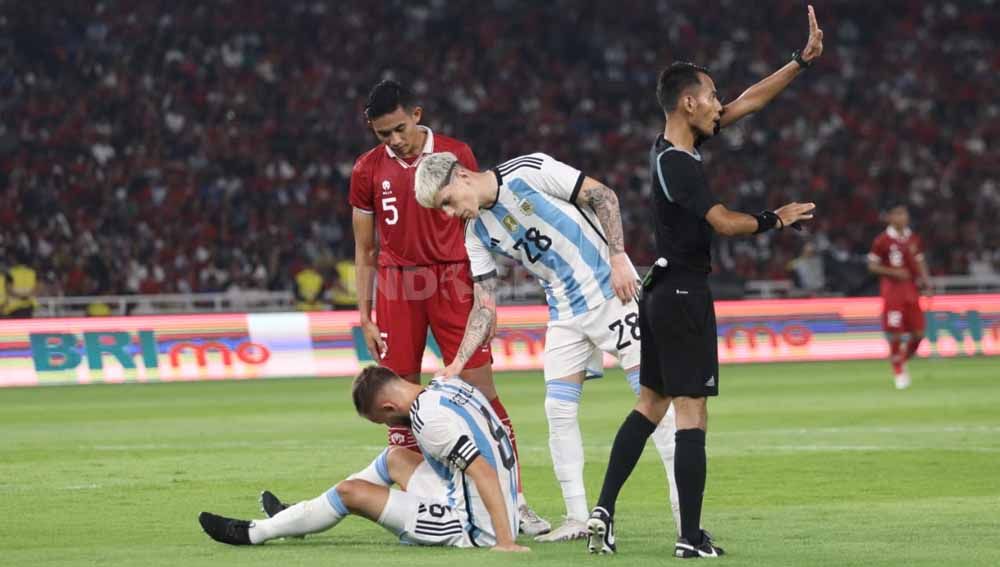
454,277,498,367
581,183,626,255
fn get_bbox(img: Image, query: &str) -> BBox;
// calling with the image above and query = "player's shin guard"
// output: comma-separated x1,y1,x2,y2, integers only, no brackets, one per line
247,490,346,543
675,428,707,546
490,397,524,496
595,410,657,518
544,380,588,522
651,407,682,535
889,338,904,374
347,448,394,487
388,425,420,454
626,368,682,533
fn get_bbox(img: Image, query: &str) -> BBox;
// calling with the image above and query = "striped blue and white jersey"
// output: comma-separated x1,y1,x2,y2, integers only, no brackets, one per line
410,377,519,547
466,153,615,320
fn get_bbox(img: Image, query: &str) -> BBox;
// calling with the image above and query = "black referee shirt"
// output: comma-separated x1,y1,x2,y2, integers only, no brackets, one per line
648,135,719,274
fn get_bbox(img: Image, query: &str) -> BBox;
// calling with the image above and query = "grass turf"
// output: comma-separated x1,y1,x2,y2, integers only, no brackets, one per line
2,357,999,566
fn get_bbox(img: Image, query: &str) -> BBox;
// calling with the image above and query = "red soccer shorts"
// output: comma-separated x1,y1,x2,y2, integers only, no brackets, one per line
881,296,925,334
375,262,492,377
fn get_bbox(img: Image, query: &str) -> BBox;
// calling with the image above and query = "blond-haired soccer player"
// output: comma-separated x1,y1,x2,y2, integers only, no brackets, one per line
414,151,690,542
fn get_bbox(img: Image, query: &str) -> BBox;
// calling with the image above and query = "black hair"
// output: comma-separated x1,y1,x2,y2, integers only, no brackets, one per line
352,365,400,416
364,79,415,120
656,61,711,114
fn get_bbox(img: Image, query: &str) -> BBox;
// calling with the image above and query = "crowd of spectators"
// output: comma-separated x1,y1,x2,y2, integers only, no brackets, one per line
1,0,997,299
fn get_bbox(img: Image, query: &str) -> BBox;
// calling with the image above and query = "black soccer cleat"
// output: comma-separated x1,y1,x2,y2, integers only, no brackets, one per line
586,506,616,554
260,490,289,517
675,530,724,558
198,512,253,546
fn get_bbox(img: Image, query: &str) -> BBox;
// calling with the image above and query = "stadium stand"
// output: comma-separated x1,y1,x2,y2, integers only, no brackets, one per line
1,1,997,305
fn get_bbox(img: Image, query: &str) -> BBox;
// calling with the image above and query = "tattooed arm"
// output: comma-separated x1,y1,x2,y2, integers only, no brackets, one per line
574,177,638,302
438,275,498,378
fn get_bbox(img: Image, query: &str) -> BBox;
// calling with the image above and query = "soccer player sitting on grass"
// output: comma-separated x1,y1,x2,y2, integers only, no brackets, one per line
198,366,528,552
413,151,692,543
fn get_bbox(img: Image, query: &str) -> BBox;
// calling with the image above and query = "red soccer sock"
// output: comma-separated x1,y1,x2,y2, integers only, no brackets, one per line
889,338,904,374
490,397,523,496
905,335,923,360
388,425,421,454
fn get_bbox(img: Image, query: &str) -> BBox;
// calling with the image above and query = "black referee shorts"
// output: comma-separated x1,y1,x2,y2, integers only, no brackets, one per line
639,271,719,398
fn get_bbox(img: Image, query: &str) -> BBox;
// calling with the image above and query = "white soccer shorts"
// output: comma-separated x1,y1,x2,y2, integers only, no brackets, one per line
379,461,473,547
543,298,641,381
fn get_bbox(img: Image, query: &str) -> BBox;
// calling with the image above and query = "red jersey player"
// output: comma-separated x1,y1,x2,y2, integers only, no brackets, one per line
349,80,549,535
868,204,931,389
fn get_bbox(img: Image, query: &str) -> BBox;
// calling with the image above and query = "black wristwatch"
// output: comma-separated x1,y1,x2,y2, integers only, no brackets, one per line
792,50,811,69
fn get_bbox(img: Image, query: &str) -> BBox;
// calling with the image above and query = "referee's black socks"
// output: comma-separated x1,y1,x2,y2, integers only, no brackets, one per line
595,410,657,517
675,428,707,545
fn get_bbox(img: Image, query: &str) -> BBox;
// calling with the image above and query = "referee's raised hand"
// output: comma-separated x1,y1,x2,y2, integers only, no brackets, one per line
774,202,817,230
610,253,640,304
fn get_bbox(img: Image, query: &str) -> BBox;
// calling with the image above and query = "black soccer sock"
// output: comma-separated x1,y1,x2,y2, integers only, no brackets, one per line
595,410,658,517
675,428,707,545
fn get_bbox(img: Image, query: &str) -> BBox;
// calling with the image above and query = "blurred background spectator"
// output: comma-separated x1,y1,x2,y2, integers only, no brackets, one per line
0,0,997,302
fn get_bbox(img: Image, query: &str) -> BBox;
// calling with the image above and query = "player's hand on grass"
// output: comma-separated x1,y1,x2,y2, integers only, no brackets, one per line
801,5,824,63
361,320,386,363
774,202,816,230
610,253,639,304
492,542,531,553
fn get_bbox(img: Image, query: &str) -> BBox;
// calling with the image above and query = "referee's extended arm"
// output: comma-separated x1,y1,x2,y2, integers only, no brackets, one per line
705,202,816,237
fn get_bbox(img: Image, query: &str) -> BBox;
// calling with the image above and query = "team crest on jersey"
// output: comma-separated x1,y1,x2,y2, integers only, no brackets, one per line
381,180,392,194
502,215,520,233
518,199,535,216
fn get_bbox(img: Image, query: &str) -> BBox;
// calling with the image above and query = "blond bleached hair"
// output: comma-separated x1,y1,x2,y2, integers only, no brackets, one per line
414,151,460,208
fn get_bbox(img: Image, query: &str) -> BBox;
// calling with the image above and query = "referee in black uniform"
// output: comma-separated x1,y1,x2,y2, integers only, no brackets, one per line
586,5,825,559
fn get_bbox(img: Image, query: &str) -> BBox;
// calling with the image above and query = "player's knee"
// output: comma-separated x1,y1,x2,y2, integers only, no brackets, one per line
544,384,581,419
332,480,364,508
673,397,708,430
634,387,671,422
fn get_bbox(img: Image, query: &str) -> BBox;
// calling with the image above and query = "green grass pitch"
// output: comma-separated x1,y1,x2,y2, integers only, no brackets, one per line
2,358,999,566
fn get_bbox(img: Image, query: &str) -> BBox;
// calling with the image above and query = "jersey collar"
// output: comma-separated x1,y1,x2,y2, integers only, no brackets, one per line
385,126,435,167
886,226,912,239
484,168,502,209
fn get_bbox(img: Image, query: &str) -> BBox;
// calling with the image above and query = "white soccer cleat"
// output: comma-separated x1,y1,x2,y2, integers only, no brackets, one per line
533,517,588,542
894,371,911,390
518,504,551,537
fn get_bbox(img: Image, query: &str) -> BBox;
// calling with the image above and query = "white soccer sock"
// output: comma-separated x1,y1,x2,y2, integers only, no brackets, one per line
651,405,682,535
248,488,348,544
347,448,393,487
627,368,681,535
545,380,588,522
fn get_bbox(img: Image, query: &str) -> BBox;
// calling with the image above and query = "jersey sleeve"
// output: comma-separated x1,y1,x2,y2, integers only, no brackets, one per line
527,153,585,202
465,220,498,281
868,235,887,264
411,400,481,471
656,150,718,218
348,157,374,213
911,234,925,261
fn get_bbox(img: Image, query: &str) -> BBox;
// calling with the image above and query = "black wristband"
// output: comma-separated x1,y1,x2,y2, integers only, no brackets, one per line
792,50,811,69
753,211,781,234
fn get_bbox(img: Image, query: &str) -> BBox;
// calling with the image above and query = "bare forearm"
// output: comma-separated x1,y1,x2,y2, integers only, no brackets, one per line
354,250,376,322
721,62,801,128
467,460,516,546
452,279,497,368
579,180,626,255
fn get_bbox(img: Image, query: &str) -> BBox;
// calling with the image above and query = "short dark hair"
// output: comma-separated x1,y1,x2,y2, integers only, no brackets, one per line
352,365,400,416
364,80,415,120
656,62,711,114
